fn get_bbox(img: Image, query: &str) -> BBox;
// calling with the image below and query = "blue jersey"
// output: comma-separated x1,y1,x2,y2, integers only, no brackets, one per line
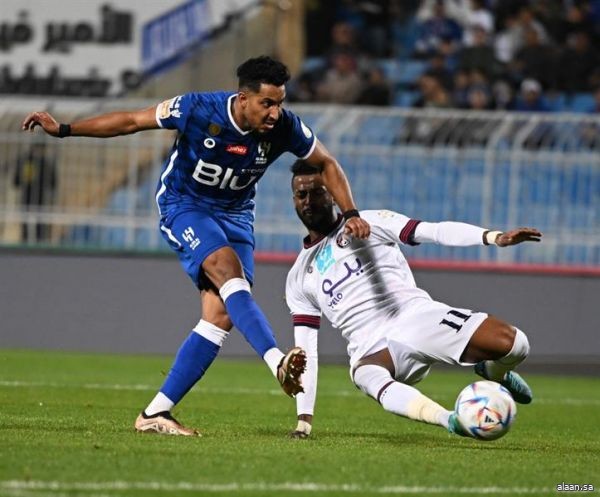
155,91,316,215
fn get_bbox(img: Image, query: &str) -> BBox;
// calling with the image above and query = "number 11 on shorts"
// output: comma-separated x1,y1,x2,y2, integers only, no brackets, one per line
440,309,471,332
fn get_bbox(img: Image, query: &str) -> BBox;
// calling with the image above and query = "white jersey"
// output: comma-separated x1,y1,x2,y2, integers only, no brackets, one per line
285,209,433,362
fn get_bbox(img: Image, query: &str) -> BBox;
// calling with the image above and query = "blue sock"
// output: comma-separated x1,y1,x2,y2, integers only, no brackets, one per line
223,290,277,357
160,332,219,404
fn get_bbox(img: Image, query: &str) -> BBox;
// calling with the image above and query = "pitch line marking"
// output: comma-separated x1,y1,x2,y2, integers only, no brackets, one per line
1,379,599,405
0,480,556,494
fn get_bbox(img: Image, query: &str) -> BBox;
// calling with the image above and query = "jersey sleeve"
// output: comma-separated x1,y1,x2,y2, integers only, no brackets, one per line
155,93,197,133
283,110,317,159
361,210,422,246
285,262,322,326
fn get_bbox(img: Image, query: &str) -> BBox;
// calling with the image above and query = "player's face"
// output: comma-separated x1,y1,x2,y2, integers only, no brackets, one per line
239,83,286,133
292,174,336,233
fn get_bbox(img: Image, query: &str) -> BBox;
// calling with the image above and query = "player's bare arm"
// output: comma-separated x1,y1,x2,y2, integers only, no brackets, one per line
304,140,370,239
21,106,159,138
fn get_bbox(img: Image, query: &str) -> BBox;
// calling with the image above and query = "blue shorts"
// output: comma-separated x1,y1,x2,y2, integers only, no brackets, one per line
159,206,255,290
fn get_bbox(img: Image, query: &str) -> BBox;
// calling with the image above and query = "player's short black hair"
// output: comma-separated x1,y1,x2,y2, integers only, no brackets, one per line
237,56,291,92
290,160,322,188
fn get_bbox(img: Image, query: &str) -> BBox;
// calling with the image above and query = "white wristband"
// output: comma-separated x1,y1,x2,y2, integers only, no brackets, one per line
295,420,312,435
485,230,503,246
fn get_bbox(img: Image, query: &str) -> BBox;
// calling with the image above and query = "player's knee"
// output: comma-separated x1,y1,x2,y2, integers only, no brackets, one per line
203,248,244,288
210,315,233,331
507,327,530,362
193,319,230,346
353,364,394,402
218,277,251,303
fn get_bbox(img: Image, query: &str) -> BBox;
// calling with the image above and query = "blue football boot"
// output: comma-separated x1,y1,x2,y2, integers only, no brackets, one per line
474,362,533,404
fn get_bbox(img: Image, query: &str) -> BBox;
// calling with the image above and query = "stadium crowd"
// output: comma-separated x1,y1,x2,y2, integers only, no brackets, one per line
290,0,600,112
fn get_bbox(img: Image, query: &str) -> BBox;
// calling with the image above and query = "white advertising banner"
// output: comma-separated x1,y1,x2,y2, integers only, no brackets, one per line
0,0,256,96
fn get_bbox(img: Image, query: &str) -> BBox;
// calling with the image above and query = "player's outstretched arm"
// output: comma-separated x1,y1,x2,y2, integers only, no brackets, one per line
493,227,542,247
304,140,370,239
412,221,543,248
21,106,159,138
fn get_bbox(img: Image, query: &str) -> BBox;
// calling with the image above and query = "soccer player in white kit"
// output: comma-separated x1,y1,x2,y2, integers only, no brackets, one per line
285,161,542,438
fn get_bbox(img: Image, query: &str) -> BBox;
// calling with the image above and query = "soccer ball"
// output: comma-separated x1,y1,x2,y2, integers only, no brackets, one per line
454,380,517,441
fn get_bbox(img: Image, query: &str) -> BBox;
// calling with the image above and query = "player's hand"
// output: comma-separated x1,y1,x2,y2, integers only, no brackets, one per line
496,227,542,247
21,112,60,136
289,429,310,439
289,419,312,439
344,217,370,239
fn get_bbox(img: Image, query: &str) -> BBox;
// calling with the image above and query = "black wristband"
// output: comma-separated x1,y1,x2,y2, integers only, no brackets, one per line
58,123,71,138
342,209,360,220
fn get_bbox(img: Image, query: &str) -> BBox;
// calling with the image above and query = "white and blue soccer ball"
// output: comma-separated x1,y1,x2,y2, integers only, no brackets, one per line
455,380,517,441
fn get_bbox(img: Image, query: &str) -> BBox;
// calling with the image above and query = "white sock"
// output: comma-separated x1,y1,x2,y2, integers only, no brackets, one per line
380,382,451,428
145,391,174,416
354,364,450,428
263,347,285,377
484,328,530,381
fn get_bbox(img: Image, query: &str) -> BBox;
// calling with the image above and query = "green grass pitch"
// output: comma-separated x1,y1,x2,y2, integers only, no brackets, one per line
1,349,599,497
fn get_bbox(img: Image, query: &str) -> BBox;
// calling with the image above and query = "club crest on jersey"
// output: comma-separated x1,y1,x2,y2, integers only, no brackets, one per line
182,226,201,250
336,233,350,248
208,123,221,136
226,144,248,155
255,142,271,165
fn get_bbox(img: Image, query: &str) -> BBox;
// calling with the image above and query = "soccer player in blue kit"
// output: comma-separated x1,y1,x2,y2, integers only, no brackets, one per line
22,56,371,436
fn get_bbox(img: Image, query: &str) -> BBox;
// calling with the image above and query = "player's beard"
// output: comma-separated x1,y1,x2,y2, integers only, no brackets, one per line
296,204,337,235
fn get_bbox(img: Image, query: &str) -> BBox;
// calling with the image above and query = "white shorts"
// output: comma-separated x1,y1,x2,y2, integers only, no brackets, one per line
356,299,487,385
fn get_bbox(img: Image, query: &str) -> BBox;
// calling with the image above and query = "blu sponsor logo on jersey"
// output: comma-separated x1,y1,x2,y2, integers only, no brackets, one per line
193,159,257,190
182,226,201,250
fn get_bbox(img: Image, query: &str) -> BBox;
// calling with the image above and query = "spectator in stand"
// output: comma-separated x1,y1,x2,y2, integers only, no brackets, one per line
513,79,550,112
511,27,558,90
414,0,462,59
427,51,454,90
452,69,471,108
316,51,364,104
357,67,392,106
325,22,362,68
557,30,599,93
494,11,522,65
389,0,421,59
13,141,57,243
466,83,493,110
492,80,515,110
457,24,503,81
352,0,394,57
460,0,495,47
556,1,596,44
413,72,452,108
